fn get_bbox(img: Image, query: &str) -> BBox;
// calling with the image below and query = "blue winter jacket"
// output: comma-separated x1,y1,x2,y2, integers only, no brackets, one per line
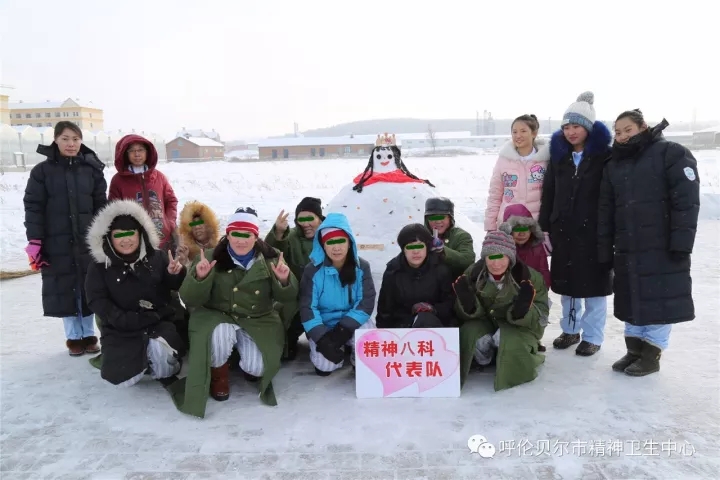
299,213,376,342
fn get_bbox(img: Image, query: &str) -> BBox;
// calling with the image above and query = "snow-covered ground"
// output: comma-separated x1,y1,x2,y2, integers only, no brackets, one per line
1,151,719,479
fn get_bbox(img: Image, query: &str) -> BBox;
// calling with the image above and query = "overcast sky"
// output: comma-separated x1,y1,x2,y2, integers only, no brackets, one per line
1,0,715,141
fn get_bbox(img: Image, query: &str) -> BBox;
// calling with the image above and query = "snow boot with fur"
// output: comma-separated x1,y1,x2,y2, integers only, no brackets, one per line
66,339,84,356
612,336,643,372
624,341,661,377
210,362,230,401
82,336,101,354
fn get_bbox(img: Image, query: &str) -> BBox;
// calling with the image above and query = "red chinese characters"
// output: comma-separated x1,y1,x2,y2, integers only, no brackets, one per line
361,338,442,379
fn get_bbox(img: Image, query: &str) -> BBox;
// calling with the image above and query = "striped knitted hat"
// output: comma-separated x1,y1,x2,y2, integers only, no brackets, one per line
481,230,517,266
227,207,259,237
320,227,349,243
561,91,596,133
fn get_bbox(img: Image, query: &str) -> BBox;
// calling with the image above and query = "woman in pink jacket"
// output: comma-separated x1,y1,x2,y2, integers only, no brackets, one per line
484,114,550,232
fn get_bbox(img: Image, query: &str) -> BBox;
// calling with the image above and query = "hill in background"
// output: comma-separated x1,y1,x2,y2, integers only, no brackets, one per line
269,117,713,139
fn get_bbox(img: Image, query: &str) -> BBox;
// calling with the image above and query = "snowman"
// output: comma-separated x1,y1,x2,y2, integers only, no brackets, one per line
326,132,485,295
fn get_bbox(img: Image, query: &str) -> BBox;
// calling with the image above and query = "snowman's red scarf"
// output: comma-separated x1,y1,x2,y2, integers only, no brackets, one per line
352,169,426,187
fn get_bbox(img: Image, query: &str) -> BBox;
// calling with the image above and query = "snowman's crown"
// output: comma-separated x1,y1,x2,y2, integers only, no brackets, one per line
375,133,397,147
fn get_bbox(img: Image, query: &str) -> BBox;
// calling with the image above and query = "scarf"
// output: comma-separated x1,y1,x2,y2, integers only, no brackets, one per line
227,245,255,269
612,119,668,160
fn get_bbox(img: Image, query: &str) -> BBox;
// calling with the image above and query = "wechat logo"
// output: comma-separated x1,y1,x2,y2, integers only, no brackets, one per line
468,434,496,458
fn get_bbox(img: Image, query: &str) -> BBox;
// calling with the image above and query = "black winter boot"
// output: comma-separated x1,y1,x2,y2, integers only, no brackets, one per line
612,336,643,372
624,341,661,377
553,333,580,349
575,340,601,356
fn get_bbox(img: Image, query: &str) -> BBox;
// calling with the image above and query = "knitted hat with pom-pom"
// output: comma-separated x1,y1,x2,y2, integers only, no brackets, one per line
561,91,596,132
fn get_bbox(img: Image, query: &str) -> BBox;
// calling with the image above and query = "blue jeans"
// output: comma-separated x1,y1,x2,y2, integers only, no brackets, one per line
559,296,607,346
62,289,95,340
625,323,672,350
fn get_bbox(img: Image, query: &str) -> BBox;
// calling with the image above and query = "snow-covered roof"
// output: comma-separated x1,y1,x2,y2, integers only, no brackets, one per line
696,125,720,133
9,98,100,110
258,135,379,148
664,131,694,137
175,128,220,140
170,136,224,147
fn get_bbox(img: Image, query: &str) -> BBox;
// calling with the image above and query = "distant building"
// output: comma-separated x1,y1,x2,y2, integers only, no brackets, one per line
692,125,720,148
0,94,9,124
9,98,103,130
165,135,225,162
175,128,222,144
257,135,376,160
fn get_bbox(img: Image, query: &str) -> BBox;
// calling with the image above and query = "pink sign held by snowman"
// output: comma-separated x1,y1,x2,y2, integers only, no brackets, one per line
354,327,461,398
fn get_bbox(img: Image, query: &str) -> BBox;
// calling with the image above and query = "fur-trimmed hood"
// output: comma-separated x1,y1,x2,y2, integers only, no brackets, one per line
498,204,543,246
87,199,161,266
498,137,550,162
178,200,220,261
549,121,611,163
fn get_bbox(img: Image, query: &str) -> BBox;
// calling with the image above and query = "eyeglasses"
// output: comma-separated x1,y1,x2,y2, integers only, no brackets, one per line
127,148,146,154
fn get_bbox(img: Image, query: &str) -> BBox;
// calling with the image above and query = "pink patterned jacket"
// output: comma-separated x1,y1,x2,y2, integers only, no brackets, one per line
484,138,550,231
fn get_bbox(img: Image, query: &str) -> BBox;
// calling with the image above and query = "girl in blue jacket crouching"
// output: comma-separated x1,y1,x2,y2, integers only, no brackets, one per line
299,213,376,376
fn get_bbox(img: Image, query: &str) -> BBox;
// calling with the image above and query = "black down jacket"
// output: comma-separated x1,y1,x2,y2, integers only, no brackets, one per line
539,121,613,298
84,200,187,385
376,252,456,328
598,120,700,325
23,143,107,317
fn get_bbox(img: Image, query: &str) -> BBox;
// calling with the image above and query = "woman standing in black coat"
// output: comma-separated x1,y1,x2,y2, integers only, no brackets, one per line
598,110,700,376
23,121,108,356
539,92,613,356
376,224,456,329
85,199,187,388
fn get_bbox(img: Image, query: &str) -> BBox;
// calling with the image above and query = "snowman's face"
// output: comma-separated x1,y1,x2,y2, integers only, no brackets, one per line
372,147,397,173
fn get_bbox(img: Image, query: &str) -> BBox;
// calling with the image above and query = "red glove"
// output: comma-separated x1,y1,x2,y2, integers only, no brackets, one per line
25,240,49,269
411,302,435,314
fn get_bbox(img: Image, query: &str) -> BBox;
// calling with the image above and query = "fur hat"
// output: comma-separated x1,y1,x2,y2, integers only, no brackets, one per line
561,91,596,132
295,197,324,222
87,199,160,266
227,207,259,237
397,223,433,250
481,230,517,266
498,204,543,246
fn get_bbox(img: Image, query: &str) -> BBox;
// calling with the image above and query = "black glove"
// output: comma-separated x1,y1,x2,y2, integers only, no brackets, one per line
138,310,161,329
453,275,476,314
156,305,177,321
670,251,690,262
326,322,355,347
510,281,536,319
315,333,344,364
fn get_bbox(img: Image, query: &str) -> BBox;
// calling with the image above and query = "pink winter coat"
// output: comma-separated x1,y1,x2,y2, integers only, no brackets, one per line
484,138,550,231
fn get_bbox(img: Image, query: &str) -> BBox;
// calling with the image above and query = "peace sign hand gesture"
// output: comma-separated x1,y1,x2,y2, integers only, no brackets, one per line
195,249,217,280
270,252,290,285
274,210,290,236
167,250,184,275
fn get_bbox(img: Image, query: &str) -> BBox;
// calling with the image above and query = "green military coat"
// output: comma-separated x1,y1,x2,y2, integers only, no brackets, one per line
169,246,299,418
455,260,548,391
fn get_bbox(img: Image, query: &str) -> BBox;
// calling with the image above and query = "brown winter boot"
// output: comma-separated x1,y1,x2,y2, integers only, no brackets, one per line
553,333,580,349
82,336,101,354
66,339,85,356
612,336,643,372
624,341,661,377
575,340,601,356
210,362,230,401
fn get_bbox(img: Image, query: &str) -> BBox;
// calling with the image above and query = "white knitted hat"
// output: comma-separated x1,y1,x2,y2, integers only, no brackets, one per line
561,91,596,132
